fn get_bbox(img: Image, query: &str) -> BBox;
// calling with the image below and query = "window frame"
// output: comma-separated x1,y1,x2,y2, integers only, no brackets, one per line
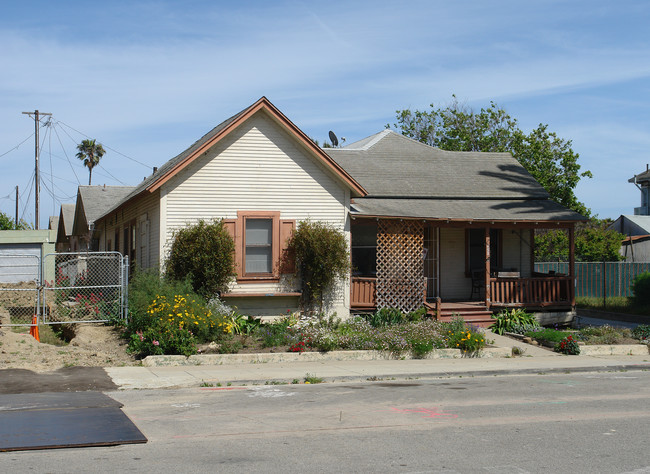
465,228,502,277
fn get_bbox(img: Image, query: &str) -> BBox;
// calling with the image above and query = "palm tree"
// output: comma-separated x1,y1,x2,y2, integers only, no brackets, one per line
76,139,106,185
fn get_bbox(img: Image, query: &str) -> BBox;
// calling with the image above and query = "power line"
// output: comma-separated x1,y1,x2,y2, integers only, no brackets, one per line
0,133,34,159
51,123,81,185
56,120,151,169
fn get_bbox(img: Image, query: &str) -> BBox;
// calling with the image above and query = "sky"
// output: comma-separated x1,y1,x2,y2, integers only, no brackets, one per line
1,0,649,228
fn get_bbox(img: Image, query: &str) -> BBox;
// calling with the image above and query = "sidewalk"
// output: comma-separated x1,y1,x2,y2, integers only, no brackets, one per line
105,331,650,390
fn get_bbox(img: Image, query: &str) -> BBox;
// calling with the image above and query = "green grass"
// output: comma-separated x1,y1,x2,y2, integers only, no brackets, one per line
524,328,571,344
576,296,650,316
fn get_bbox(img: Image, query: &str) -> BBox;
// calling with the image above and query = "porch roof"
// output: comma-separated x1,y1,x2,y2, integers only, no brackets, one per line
350,197,586,223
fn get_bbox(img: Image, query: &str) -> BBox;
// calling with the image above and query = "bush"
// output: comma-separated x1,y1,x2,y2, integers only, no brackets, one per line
286,220,350,313
578,325,631,345
555,335,581,355
441,316,487,352
632,324,650,341
631,272,650,307
364,307,405,327
165,219,235,298
489,308,539,335
127,268,198,334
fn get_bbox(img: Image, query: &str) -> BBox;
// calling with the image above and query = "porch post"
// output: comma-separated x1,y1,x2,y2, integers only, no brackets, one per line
569,225,576,308
485,227,491,309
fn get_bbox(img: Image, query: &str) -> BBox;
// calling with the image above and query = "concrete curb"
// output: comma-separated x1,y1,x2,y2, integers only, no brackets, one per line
579,344,649,356
142,347,512,367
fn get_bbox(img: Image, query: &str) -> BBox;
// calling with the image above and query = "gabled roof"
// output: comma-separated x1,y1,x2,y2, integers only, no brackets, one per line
629,167,650,184
326,130,548,199
327,130,585,222
59,203,75,236
98,97,366,220
72,186,135,235
610,215,650,236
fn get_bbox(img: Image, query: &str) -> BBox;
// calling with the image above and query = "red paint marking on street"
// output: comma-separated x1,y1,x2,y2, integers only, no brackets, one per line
390,407,458,419
199,387,247,391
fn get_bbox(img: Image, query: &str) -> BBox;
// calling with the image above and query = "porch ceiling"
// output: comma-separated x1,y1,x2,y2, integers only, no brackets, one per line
350,198,587,223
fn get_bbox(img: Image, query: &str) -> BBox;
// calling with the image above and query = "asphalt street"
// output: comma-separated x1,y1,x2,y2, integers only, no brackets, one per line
1,371,649,473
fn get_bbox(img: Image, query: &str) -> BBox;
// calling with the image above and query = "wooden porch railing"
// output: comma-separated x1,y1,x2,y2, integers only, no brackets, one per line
490,277,571,307
350,277,377,309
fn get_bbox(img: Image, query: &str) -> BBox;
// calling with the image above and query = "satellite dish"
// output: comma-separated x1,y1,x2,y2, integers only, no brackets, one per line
328,130,339,147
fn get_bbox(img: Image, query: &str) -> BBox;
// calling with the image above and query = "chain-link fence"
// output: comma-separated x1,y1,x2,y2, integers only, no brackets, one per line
0,255,41,327
41,252,128,324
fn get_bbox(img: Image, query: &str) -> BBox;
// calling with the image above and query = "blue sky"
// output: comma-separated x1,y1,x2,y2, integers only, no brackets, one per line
1,0,649,228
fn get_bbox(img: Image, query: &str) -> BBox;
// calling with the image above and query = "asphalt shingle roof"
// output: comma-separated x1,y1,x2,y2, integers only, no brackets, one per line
326,130,549,199
328,130,585,222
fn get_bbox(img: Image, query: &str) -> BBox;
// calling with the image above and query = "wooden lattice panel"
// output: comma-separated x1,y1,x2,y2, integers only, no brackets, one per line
376,220,425,313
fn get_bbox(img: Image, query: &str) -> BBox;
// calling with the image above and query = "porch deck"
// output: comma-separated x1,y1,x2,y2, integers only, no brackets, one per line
350,275,572,327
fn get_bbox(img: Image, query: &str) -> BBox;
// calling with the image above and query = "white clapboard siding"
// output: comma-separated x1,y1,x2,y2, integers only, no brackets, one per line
98,189,161,269
160,111,351,316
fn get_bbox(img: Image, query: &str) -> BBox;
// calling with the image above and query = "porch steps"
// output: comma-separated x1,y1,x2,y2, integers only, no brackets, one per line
425,301,495,328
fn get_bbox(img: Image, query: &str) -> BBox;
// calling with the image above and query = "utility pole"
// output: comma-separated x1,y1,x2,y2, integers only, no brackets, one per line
22,110,51,230
15,186,18,228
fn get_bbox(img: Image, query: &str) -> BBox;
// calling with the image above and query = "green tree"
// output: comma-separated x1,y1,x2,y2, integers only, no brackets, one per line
165,219,235,298
534,219,624,262
0,211,31,230
76,139,106,185
393,96,592,216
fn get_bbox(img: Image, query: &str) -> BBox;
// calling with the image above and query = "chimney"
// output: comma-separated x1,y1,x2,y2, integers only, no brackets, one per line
153,167,158,174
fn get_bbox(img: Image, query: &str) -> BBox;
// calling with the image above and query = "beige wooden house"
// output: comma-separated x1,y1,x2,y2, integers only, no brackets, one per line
91,97,585,322
93,97,364,317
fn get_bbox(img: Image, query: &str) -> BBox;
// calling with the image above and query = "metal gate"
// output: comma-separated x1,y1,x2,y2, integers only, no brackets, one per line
0,255,41,327
0,252,128,327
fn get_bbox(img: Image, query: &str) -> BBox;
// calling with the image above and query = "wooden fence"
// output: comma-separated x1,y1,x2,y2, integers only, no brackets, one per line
535,262,650,298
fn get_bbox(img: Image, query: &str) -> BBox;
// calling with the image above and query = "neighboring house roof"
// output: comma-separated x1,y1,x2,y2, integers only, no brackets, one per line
72,186,135,236
609,215,650,236
628,167,650,184
98,97,366,220
56,203,76,245
622,234,650,244
327,130,584,222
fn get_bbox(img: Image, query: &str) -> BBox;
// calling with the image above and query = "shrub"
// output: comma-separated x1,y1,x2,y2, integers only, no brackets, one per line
632,324,650,341
555,335,581,355
364,307,405,327
489,308,539,335
165,219,235,298
128,323,197,357
285,220,350,313
441,316,487,352
578,325,631,345
631,272,650,307
127,268,198,334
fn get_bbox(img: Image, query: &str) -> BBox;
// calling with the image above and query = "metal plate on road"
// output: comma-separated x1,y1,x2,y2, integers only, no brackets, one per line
0,392,147,452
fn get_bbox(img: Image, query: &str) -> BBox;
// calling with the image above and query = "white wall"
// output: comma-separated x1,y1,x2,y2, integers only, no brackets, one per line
161,111,351,317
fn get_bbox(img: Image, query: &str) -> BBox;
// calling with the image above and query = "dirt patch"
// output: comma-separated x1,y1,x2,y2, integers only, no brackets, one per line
0,318,137,373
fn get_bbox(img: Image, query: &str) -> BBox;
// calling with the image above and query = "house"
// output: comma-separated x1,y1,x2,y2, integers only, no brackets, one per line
325,130,586,323
628,164,650,216
609,215,650,262
70,185,135,251
90,97,585,322
92,97,363,317
55,203,76,252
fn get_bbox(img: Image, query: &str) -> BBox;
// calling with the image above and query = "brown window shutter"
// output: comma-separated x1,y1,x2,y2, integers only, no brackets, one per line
279,219,296,274
223,219,240,277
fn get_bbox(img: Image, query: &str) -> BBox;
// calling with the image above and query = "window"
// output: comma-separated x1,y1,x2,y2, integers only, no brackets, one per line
224,211,295,282
245,218,273,274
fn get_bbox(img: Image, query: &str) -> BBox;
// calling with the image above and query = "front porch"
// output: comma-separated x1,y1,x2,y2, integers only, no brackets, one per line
349,217,576,324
